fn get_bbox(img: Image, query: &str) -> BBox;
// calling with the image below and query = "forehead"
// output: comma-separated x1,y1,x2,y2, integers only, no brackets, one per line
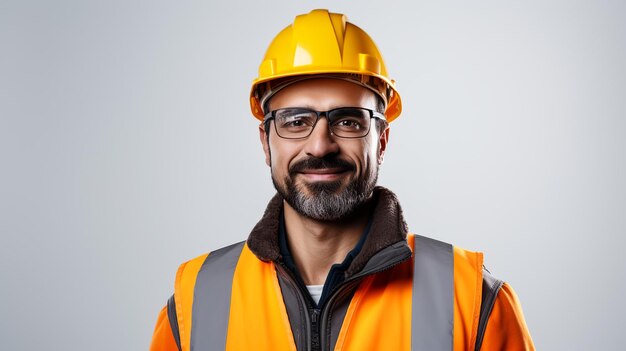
267,78,378,111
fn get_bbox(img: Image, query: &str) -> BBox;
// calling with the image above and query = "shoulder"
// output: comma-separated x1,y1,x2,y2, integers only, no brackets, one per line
448,241,534,349
176,241,247,283
166,241,247,350
480,282,535,350
173,241,246,304
411,234,485,268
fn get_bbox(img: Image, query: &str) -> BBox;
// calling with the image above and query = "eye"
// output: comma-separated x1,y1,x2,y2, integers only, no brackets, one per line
334,118,363,129
329,108,370,133
275,109,316,130
281,115,313,128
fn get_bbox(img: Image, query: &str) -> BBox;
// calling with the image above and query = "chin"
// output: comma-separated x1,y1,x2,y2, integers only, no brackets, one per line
299,179,346,195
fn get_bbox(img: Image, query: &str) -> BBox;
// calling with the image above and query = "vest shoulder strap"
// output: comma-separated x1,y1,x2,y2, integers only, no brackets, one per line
474,268,504,351
411,234,454,351
168,242,244,351
411,234,503,351
189,241,245,351
168,252,209,351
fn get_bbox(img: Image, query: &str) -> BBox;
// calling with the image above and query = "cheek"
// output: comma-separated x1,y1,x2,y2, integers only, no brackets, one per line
348,140,377,173
269,139,300,174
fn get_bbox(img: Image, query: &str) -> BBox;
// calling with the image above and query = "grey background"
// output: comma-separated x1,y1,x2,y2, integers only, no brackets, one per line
1,0,624,350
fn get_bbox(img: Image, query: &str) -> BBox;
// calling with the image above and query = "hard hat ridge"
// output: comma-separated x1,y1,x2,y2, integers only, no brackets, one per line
250,9,402,122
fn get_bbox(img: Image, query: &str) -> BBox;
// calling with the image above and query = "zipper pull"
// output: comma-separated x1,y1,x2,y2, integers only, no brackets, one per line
311,308,320,323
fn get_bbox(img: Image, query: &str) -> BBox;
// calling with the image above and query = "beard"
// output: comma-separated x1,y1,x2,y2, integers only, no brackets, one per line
272,156,378,221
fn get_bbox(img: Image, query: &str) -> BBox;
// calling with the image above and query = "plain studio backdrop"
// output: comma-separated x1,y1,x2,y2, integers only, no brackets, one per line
1,0,624,350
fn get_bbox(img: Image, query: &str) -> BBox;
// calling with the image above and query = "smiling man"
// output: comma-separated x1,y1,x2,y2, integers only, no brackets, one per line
150,9,534,351
265,79,384,224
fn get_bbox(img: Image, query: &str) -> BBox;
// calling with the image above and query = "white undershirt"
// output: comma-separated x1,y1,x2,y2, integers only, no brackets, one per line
306,284,324,305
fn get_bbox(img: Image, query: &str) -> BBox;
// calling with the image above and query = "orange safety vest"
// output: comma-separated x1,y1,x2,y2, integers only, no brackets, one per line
150,234,534,351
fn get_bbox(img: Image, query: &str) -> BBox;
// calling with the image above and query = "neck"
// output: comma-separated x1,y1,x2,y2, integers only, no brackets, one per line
282,200,372,285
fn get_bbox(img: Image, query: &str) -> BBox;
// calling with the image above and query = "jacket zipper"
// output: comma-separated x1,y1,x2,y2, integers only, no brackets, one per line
310,308,321,351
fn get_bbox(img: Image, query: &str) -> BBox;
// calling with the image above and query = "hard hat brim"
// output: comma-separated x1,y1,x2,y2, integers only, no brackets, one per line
250,70,401,123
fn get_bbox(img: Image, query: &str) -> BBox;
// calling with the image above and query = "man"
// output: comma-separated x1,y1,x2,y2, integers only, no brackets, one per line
150,9,534,351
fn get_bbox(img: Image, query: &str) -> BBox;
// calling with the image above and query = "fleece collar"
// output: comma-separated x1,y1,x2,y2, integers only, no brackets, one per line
246,186,409,278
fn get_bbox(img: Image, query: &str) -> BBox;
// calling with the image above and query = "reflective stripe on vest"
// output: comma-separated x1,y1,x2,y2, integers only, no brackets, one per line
190,241,245,351
188,236,455,351
411,235,454,351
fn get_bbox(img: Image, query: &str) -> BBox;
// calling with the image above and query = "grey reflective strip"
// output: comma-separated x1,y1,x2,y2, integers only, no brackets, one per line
411,235,454,351
190,241,245,351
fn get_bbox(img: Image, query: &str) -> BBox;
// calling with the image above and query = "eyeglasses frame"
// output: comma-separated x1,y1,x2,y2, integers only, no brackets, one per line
263,107,387,140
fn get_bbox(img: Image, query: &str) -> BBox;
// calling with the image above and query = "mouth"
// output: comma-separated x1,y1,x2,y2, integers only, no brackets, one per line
297,168,350,182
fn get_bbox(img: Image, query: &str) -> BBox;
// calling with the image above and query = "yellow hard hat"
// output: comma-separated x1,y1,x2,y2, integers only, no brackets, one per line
250,9,402,122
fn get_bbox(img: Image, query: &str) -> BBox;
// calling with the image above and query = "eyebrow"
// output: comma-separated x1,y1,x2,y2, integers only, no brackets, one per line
271,104,318,111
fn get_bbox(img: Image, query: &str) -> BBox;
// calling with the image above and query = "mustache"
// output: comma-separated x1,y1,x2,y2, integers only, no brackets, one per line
289,156,356,175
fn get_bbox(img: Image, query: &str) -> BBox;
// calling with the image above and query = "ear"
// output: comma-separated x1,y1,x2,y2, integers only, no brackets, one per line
259,123,271,167
377,126,390,165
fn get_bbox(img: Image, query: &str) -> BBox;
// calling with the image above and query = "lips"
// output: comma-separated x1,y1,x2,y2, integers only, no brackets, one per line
288,156,356,184
300,167,347,175
298,167,350,181
289,157,355,176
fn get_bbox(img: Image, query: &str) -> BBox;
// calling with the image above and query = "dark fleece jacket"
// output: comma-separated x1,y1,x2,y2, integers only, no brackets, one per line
246,186,409,279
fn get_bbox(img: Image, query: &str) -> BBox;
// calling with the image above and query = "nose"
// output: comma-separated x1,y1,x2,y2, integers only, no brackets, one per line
303,116,339,158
